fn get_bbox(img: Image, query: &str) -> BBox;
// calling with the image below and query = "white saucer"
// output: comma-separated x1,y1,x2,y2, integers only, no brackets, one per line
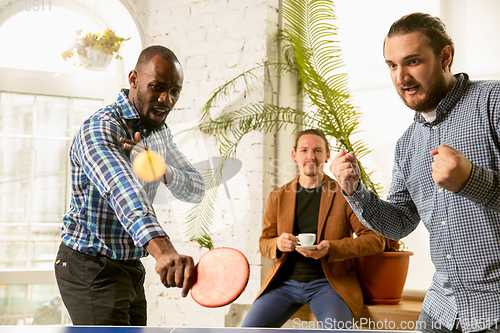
296,245,317,250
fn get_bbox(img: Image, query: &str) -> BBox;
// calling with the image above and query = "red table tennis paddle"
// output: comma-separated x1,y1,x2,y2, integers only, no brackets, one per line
190,247,249,307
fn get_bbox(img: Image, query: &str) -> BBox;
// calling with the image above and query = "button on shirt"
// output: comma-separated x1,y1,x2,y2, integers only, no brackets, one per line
61,90,205,260
344,74,500,333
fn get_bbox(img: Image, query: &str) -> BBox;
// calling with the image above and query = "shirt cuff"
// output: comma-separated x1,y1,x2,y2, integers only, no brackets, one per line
342,182,369,204
129,216,168,248
342,182,371,224
455,163,494,206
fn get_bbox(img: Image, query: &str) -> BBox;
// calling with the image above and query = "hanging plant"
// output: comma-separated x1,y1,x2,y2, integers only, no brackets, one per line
61,27,130,70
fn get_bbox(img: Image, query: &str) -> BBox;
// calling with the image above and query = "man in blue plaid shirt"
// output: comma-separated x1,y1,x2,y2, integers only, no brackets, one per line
55,45,205,325
332,13,500,333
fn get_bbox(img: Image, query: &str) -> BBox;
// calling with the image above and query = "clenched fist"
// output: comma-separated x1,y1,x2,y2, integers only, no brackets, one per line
430,144,472,193
330,150,360,196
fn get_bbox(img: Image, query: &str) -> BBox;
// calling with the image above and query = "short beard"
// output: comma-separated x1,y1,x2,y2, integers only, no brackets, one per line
399,64,449,113
303,169,318,177
302,162,320,177
136,86,168,132
139,107,167,132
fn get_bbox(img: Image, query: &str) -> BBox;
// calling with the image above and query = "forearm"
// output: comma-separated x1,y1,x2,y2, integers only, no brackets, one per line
343,182,420,240
259,192,281,260
163,129,205,203
166,166,205,203
259,237,280,260
327,233,385,262
144,236,177,259
145,235,195,298
456,163,500,212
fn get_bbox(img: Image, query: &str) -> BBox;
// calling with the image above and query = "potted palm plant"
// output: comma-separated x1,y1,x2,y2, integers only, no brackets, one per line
185,0,379,249
187,0,412,305
61,27,130,71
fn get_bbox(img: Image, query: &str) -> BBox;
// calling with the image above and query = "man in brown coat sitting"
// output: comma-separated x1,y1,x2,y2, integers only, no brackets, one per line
241,129,385,329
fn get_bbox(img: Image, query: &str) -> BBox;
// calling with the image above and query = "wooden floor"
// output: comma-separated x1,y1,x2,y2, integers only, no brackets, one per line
291,300,422,331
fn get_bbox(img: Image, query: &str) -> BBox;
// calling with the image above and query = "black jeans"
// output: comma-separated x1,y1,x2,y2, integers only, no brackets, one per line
55,243,147,325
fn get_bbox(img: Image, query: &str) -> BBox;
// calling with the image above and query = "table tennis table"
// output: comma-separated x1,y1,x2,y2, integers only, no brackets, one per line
0,326,421,333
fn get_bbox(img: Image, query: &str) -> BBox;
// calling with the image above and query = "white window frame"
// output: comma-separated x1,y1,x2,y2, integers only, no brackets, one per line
0,66,123,284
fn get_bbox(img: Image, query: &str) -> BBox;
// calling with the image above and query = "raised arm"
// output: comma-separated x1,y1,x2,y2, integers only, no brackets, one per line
330,149,421,240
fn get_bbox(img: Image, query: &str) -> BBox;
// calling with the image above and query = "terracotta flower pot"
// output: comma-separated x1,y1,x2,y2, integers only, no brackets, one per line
355,251,413,305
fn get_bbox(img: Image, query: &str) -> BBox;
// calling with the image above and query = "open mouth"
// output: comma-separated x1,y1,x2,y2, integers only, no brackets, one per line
154,106,170,113
151,106,170,121
403,85,419,94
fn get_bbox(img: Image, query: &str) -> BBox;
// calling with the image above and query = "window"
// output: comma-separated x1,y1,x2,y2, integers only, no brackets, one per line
0,7,100,74
0,92,103,325
0,92,103,268
0,0,141,324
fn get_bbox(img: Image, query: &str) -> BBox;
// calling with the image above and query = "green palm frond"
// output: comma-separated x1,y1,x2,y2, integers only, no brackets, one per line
180,167,219,249
198,61,298,121
197,104,310,140
182,0,380,248
281,0,378,193
198,64,267,121
182,105,311,247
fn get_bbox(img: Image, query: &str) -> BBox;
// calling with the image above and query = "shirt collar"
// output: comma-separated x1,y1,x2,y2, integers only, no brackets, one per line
413,73,469,125
117,89,169,138
117,89,141,121
421,109,437,122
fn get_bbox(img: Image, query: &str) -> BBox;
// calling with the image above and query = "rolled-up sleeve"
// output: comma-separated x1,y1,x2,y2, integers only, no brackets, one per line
163,128,205,203
75,119,168,248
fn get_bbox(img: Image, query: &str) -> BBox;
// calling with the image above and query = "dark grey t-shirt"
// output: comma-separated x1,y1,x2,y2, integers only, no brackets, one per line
276,182,325,282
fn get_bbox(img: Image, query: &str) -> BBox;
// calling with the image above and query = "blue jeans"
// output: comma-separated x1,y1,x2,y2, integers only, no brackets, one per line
418,310,500,333
241,278,352,328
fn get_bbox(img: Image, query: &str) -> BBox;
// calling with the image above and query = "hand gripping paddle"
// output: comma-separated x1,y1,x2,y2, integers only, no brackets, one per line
191,247,249,307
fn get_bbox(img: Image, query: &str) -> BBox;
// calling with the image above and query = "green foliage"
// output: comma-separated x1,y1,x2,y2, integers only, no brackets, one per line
183,0,381,249
61,27,130,61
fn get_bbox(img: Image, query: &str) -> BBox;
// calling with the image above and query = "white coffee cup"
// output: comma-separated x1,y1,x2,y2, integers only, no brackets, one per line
298,233,316,246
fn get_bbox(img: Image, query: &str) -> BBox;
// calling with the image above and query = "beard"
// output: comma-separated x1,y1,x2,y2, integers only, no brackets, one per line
139,106,169,132
136,86,170,132
302,161,320,177
398,64,449,113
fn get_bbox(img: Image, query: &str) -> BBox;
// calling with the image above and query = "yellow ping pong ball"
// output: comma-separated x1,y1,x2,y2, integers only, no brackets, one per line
132,150,166,182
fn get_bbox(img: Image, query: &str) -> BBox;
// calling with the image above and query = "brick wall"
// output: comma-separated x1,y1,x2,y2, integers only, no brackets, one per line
122,0,280,327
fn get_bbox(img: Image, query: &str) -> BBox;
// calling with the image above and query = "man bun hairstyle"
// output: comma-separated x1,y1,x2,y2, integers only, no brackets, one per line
385,12,455,70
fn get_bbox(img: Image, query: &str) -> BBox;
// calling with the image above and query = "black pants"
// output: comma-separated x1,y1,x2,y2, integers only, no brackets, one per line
54,243,147,325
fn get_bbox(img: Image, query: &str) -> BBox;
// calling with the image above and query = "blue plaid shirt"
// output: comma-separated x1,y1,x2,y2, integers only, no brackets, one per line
61,90,204,260
344,74,500,333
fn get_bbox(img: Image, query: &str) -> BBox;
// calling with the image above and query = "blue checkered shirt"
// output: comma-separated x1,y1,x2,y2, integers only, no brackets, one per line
344,74,500,333
61,90,204,260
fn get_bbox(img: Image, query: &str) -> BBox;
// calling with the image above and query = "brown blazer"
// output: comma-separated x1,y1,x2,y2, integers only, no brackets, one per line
257,175,385,317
